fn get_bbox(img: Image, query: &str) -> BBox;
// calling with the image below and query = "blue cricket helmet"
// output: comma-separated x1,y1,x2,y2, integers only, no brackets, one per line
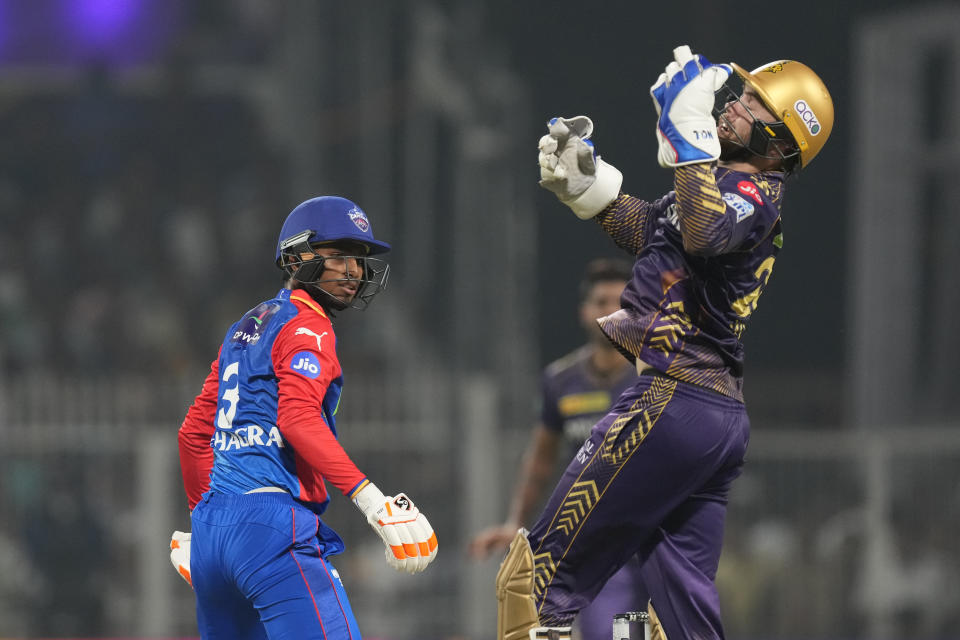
275,196,391,264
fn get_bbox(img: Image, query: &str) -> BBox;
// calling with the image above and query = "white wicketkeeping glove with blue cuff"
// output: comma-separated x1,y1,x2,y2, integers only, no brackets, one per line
353,482,438,574
538,116,623,220
650,45,732,168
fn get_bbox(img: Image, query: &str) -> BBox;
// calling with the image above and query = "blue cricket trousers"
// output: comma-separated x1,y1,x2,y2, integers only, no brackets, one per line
190,491,362,640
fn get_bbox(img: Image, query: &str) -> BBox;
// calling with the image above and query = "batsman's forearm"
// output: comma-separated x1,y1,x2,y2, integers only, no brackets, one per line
672,164,734,255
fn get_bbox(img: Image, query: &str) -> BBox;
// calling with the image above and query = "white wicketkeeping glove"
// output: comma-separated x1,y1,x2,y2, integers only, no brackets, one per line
650,45,732,168
170,530,192,587
538,116,622,220
353,483,438,574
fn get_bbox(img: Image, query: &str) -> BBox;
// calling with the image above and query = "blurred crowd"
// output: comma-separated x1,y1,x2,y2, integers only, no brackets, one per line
0,59,289,377
1,4,959,638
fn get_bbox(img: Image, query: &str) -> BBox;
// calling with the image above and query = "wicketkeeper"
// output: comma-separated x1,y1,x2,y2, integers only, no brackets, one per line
496,45,833,640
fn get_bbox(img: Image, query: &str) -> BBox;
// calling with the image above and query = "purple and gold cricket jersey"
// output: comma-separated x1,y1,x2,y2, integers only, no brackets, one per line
596,165,785,400
525,164,785,640
541,346,637,454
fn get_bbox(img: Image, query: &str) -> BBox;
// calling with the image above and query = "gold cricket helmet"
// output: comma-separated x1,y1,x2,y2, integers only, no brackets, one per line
730,59,834,168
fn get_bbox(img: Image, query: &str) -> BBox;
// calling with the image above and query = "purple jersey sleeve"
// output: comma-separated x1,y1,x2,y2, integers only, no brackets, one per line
596,167,785,400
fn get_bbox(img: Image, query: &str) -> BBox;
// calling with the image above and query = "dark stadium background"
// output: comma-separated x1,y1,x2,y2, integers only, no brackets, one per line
1,1,956,639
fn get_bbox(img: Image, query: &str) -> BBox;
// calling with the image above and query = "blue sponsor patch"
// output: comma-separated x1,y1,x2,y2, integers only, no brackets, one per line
722,191,756,222
290,351,321,378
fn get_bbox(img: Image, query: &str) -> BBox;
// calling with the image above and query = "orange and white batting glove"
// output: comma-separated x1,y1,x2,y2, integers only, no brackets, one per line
170,530,192,587
352,482,438,574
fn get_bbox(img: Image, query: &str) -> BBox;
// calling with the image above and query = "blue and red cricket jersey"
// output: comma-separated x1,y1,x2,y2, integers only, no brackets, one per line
178,288,370,639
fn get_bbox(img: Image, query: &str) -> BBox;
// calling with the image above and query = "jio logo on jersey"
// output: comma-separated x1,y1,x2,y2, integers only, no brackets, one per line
290,351,321,378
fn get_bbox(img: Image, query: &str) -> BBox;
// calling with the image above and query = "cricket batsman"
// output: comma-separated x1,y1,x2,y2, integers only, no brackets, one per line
496,45,833,640
171,196,438,638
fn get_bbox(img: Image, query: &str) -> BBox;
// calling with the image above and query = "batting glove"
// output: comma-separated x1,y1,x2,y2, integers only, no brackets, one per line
353,483,438,574
650,45,732,167
538,115,622,220
170,530,192,587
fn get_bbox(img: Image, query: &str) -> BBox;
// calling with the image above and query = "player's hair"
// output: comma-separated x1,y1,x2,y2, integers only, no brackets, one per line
579,258,632,301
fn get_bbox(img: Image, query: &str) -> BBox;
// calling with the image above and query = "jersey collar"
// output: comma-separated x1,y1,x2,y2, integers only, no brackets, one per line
289,290,329,319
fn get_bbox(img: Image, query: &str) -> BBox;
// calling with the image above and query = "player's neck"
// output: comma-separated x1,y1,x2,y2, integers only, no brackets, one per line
718,159,760,173
719,155,783,174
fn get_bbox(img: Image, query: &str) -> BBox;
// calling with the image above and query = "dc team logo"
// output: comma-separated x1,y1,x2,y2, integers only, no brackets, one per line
290,351,321,378
347,206,370,232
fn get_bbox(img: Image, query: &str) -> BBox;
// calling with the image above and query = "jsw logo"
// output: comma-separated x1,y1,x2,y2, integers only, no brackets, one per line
232,330,261,344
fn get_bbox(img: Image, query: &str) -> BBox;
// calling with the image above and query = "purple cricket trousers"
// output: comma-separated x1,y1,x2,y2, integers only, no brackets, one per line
528,373,749,640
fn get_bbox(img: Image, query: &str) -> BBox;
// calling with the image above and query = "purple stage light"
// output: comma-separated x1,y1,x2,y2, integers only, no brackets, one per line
0,0,183,66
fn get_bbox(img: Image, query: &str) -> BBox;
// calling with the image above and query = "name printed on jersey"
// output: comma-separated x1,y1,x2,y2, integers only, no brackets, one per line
722,192,756,222
213,424,285,451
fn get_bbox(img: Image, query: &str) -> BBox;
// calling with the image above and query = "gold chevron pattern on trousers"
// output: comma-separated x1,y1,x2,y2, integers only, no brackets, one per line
533,375,677,604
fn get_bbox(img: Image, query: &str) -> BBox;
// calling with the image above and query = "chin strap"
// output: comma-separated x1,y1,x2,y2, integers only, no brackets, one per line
303,284,349,312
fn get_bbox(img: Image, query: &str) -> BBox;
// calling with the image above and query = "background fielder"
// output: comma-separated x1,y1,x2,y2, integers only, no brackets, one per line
471,258,646,640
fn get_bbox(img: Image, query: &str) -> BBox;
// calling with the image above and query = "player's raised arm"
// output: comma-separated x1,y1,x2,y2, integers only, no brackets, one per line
651,45,739,256
538,116,661,255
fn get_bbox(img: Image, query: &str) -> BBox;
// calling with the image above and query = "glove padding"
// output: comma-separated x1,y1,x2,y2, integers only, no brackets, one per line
170,530,192,587
650,45,732,167
538,116,622,220
353,483,438,574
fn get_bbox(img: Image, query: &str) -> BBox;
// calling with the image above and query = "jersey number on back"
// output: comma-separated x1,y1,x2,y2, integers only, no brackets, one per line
217,362,240,430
